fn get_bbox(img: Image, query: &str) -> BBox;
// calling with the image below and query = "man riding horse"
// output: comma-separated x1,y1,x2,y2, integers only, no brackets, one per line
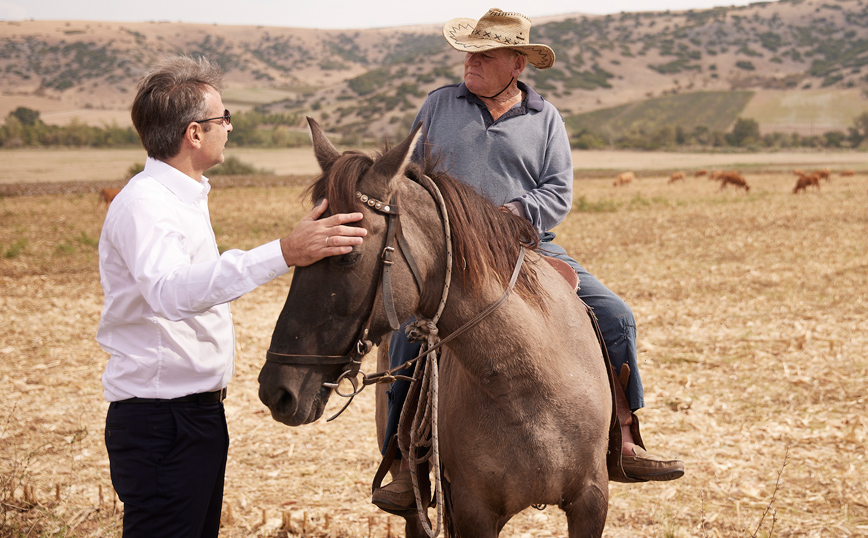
372,7,684,513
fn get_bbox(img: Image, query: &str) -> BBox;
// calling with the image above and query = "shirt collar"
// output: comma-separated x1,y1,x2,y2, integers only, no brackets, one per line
457,81,545,112
143,157,210,203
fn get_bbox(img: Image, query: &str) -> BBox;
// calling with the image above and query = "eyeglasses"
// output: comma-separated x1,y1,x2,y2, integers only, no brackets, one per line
193,109,231,126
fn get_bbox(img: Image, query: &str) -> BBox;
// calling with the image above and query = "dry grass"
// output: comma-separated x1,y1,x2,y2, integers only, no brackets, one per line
1,169,867,537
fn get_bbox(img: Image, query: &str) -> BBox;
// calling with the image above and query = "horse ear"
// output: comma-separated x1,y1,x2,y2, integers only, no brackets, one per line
307,116,341,171
366,122,423,192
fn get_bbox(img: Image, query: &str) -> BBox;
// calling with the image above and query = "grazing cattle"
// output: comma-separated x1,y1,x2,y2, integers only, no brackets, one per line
793,173,821,194
792,169,805,177
668,171,685,183
840,169,855,177
694,170,708,178
812,169,831,182
613,171,635,186
709,170,723,181
718,171,750,192
99,188,122,208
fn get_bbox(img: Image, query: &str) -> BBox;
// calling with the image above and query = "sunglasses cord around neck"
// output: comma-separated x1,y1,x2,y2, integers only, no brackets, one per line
478,77,515,100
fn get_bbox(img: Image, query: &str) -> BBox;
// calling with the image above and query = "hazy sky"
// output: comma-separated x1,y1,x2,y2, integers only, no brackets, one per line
1,0,764,29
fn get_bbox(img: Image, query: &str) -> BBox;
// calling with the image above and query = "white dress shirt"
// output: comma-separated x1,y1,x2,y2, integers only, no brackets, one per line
97,158,290,401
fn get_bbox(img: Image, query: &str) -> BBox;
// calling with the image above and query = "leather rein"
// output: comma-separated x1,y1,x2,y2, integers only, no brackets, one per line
264,175,525,421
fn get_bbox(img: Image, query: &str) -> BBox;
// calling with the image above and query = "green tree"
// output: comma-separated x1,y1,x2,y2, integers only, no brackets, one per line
648,125,676,149
691,125,711,146
571,130,606,149
847,112,868,148
11,107,41,126
725,117,760,147
0,115,25,147
675,125,687,145
823,130,846,148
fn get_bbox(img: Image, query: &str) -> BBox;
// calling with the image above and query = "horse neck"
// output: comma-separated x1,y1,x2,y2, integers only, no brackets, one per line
432,278,538,367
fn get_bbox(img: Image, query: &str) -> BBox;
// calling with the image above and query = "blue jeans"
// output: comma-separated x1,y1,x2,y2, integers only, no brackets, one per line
381,237,644,455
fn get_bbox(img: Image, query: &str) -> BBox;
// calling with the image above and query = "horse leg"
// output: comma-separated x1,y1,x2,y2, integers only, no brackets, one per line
563,480,608,538
445,487,500,538
400,513,429,538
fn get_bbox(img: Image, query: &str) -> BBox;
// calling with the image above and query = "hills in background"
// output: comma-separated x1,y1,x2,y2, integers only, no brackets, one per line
3,0,868,141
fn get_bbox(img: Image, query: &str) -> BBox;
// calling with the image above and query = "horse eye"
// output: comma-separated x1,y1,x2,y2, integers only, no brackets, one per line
332,248,361,267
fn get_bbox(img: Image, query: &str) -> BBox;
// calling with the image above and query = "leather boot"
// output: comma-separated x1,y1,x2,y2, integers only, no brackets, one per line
616,366,684,482
620,413,685,481
371,469,415,512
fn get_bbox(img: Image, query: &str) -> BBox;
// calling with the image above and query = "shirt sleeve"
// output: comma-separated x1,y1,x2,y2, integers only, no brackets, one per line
510,112,574,234
111,196,289,321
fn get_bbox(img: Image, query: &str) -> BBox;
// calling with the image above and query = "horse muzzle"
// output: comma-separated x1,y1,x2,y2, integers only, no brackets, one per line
257,363,333,426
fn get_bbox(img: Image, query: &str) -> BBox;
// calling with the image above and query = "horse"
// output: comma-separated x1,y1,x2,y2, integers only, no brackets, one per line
258,118,613,537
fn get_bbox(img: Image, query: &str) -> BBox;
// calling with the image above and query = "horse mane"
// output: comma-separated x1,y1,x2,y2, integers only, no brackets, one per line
304,146,546,302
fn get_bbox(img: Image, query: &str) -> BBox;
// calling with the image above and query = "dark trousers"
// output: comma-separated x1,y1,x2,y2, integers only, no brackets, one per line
105,400,229,538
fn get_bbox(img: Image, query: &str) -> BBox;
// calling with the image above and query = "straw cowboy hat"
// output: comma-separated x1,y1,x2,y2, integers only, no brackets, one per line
443,8,555,69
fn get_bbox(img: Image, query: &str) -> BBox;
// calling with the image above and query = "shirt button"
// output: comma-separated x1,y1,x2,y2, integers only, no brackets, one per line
268,271,276,278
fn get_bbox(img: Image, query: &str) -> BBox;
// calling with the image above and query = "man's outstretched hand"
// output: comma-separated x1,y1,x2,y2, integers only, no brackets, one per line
280,199,367,268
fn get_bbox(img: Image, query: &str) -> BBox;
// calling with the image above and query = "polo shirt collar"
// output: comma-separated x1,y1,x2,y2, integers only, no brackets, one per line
457,81,545,112
144,157,210,203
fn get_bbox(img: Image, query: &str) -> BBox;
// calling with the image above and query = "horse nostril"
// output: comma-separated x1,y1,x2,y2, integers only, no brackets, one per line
274,388,298,418
259,385,297,418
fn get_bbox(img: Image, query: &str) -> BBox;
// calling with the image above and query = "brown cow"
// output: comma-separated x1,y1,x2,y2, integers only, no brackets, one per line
668,171,685,184
718,171,750,191
99,187,122,208
613,171,635,186
812,168,831,182
694,170,707,178
840,169,856,177
793,173,821,194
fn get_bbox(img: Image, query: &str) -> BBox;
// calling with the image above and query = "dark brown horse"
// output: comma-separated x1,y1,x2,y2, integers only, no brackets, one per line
258,118,612,537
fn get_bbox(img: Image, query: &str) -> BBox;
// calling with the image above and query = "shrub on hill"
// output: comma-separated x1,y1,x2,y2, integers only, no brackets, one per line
0,108,308,149
0,108,139,148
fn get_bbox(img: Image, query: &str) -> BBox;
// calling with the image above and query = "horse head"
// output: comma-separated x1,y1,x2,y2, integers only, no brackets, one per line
257,118,437,426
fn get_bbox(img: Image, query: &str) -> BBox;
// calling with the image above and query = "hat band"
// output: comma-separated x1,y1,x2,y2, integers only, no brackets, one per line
470,28,528,46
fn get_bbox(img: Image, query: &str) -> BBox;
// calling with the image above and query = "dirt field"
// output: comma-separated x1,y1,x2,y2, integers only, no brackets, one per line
1,165,867,537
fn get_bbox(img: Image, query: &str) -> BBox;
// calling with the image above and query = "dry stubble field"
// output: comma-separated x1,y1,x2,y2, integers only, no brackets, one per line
1,163,867,538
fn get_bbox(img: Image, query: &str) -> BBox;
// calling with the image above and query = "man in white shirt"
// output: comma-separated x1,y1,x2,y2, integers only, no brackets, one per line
97,55,367,538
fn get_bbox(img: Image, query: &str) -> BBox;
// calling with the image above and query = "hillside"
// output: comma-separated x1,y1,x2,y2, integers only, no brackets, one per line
566,91,755,139
3,0,868,140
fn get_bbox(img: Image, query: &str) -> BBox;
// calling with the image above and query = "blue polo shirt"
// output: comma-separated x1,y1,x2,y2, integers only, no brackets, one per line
410,81,573,236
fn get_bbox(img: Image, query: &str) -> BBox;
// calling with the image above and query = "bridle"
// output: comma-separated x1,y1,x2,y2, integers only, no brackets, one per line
264,174,525,420
264,175,449,415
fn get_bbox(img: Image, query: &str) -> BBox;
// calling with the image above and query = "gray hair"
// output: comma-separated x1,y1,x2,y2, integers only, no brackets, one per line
131,55,224,161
